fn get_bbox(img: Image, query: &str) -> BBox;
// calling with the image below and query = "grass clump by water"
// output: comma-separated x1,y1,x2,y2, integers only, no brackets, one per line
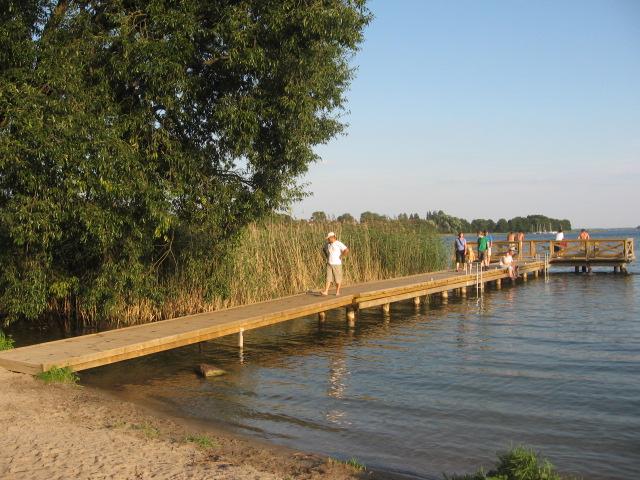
35,366,79,384
444,446,562,480
329,456,366,472
0,330,15,350
186,434,218,449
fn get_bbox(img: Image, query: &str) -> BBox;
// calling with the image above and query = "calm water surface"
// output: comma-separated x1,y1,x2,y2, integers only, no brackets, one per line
74,230,639,479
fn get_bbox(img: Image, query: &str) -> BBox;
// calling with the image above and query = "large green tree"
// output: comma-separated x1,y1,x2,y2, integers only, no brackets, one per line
0,0,370,329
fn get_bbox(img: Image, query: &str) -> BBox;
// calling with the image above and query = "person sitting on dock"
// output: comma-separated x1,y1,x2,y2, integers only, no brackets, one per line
454,232,467,272
500,247,518,279
554,228,564,255
321,232,349,296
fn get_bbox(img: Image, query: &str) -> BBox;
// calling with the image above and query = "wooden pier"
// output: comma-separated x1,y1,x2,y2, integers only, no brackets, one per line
468,238,635,273
0,238,633,375
0,259,548,374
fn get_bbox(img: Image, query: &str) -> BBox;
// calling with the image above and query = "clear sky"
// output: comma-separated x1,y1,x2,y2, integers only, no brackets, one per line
292,0,640,228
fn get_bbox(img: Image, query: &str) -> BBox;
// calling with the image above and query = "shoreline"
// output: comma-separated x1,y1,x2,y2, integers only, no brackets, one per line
0,368,389,480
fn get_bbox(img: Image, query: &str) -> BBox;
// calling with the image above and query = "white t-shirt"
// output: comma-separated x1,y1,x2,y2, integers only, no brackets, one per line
500,254,513,267
327,240,348,265
555,232,564,241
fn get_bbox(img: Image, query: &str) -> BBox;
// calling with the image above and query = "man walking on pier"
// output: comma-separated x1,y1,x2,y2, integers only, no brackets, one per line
454,232,467,272
322,232,349,296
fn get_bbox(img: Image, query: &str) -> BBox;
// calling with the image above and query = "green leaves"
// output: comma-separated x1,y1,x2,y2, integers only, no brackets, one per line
0,0,369,328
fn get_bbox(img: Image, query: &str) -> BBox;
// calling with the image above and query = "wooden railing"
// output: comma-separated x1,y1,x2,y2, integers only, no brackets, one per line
464,238,635,263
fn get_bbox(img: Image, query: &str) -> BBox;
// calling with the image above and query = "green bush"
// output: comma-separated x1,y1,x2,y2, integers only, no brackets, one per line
0,330,14,351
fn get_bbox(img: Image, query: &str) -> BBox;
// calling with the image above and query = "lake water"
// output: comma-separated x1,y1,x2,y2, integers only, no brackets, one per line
76,229,639,478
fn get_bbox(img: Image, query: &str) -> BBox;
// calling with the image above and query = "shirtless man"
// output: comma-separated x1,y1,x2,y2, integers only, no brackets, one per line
516,231,525,258
578,229,590,240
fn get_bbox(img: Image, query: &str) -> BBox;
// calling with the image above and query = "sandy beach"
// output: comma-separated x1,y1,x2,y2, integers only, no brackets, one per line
0,368,367,480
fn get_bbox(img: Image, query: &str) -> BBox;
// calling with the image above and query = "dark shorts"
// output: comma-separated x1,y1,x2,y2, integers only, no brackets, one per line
478,251,486,261
455,250,465,263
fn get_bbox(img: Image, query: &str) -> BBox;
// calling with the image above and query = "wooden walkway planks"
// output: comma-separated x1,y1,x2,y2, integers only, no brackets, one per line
0,259,547,374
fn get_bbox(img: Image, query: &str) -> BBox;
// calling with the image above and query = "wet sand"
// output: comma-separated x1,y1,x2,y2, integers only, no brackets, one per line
0,368,367,480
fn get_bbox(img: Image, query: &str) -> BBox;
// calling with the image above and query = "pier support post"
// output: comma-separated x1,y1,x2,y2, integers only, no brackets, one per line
495,278,502,289
238,328,244,349
318,311,326,322
621,265,628,275
382,303,390,314
581,265,587,273
413,296,421,307
441,290,449,299
460,286,467,297
575,266,580,274
534,270,539,278
522,272,528,282
346,307,356,328
613,266,619,273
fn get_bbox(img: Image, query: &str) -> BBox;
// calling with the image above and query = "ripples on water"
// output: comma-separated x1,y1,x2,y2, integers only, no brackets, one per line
80,231,640,480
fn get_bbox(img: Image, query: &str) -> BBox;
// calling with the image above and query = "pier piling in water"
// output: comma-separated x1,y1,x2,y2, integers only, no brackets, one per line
346,307,356,327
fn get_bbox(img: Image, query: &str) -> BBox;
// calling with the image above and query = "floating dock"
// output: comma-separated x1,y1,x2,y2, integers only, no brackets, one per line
0,238,633,375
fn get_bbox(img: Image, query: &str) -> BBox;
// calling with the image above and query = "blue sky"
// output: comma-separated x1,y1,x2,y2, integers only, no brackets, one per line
292,0,640,228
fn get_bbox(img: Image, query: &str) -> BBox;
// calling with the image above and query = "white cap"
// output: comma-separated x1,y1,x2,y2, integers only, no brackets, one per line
326,232,336,239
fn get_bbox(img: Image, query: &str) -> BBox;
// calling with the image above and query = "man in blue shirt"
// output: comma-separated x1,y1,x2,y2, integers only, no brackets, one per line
484,230,494,265
454,232,467,272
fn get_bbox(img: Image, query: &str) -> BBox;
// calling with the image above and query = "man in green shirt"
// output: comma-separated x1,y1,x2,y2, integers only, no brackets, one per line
477,231,489,267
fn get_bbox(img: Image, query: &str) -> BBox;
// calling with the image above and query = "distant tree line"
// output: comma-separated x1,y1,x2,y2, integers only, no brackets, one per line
306,210,571,233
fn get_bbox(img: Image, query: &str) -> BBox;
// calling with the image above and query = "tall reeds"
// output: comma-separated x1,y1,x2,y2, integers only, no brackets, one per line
226,221,447,306
50,221,447,329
